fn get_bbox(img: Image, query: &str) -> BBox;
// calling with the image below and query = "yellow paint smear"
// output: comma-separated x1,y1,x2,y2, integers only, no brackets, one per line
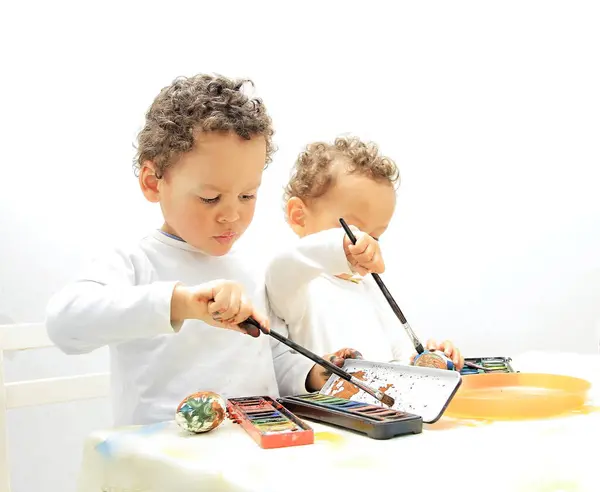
160,447,201,462
315,431,345,446
518,478,582,492
570,405,600,415
425,417,492,431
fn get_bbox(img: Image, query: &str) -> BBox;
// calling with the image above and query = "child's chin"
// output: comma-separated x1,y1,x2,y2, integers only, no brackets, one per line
207,239,237,256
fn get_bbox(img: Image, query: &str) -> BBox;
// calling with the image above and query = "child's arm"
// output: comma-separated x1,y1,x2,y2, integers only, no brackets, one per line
46,250,268,354
46,250,178,354
389,332,418,364
269,313,364,394
269,315,315,395
265,228,355,324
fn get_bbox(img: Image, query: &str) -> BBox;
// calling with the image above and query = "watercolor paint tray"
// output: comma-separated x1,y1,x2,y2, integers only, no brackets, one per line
279,393,423,440
320,359,462,424
461,357,516,375
227,396,314,449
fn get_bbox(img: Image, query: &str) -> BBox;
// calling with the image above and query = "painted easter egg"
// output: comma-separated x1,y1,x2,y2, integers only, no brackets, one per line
413,351,455,370
175,391,226,433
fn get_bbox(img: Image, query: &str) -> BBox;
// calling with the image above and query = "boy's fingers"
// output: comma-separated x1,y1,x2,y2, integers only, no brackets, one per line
251,311,270,334
353,242,376,265
218,288,241,322
439,340,454,357
453,349,463,369
370,253,385,274
210,284,232,315
332,347,362,361
349,234,369,255
229,294,252,324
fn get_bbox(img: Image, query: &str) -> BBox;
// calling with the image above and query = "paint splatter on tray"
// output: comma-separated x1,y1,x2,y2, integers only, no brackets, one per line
320,360,462,424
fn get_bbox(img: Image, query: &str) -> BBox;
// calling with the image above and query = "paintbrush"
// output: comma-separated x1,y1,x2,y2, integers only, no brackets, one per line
463,361,492,372
240,317,395,407
339,218,425,355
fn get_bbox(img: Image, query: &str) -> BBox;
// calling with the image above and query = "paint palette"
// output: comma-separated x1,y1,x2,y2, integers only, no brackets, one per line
226,396,314,449
279,393,423,440
461,357,516,375
320,359,462,423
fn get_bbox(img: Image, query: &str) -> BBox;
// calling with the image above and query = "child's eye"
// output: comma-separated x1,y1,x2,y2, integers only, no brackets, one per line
240,194,256,201
199,196,220,204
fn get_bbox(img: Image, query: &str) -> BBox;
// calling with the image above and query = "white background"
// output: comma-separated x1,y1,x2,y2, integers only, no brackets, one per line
1,1,599,490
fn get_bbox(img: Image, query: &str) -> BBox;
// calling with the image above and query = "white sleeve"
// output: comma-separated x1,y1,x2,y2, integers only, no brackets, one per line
265,228,353,324
269,313,315,396
389,330,416,363
45,249,179,355
364,277,416,364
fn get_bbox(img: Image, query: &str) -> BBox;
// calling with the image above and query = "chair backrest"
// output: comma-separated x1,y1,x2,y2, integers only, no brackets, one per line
0,323,110,492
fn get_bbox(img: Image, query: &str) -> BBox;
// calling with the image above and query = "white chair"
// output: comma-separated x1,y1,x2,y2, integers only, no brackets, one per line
0,323,110,492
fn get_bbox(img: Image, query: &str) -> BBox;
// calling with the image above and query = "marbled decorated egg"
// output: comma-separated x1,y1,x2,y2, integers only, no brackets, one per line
175,391,226,433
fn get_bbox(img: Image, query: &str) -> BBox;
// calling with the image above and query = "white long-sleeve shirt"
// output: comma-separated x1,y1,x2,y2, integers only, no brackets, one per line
265,228,415,363
46,230,313,426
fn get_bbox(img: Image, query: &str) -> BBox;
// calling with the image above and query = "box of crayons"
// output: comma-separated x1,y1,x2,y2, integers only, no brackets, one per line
460,357,516,375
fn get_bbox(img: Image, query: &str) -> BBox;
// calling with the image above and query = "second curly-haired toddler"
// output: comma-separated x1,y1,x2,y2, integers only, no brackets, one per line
265,136,464,368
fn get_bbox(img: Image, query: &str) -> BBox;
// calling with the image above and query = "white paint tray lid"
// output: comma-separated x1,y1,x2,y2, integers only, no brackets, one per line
319,359,462,424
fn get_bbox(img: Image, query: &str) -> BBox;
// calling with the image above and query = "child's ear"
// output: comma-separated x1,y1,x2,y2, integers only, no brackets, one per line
139,162,161,203
286,197,307,235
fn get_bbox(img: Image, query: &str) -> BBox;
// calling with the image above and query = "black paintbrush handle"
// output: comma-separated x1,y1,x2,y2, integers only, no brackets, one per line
241,318,355,384
339,218,425,355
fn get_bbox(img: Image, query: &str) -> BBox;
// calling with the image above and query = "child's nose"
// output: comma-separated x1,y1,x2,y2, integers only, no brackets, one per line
216,204,240,223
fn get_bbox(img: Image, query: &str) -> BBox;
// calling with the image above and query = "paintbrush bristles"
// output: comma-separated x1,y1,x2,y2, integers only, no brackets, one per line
351,377,395,407
380,394,395,407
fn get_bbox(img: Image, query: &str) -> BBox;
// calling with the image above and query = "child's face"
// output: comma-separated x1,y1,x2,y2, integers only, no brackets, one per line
287,171,396,240
140,132,266,256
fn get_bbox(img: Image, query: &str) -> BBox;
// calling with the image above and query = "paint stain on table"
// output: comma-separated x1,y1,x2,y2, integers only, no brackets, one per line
570,404,600,415
315,431,345,446
425,417,492,431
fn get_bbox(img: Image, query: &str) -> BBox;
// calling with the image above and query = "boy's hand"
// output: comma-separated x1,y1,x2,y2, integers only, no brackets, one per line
305,348,363,392
343,229,385,276
171,281,269,336
409,339,464,370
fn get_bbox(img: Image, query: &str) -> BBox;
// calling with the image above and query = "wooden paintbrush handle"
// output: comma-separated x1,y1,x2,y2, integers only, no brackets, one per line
241,318,392,405
240,318,353,383
339,218,424,354
270,330,352,383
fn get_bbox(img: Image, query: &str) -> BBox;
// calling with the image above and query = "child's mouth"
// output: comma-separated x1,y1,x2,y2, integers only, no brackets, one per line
213,232,237,244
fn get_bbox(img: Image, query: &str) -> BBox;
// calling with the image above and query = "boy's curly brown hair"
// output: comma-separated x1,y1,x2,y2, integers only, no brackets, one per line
284,136,400,203
134,74,275,178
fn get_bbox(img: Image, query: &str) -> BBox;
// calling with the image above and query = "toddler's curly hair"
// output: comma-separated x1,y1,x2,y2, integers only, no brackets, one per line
134,74,275,178
285,136,399,203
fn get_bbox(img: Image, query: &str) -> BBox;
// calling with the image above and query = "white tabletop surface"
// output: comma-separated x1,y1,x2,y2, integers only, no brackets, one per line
77,351,600,492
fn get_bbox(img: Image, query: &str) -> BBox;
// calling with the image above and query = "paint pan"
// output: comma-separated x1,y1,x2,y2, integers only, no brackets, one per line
226,396,314,449
460,357,516,375
445,372,591,420
278,393,422,440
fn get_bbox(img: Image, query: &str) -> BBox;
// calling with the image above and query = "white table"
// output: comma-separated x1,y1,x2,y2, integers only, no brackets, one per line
77,352,600,492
